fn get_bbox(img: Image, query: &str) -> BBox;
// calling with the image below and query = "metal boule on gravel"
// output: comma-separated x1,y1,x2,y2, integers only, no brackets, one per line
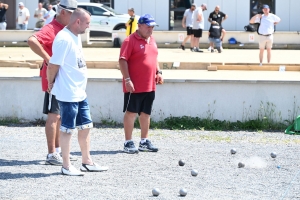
178,159,185,166
152,188,160,196
179,188,187,196
191,169,198,176
230,148,237,154
270,152,277,158
238,162,245,168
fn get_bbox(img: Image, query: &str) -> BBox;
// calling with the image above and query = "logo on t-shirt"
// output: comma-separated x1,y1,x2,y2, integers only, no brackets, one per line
77,57,86,68
140,44,144,49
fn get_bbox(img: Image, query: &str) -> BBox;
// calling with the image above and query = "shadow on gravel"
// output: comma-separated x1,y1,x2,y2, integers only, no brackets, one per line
0,172,61,180
0,159,44,166
72,150,122,156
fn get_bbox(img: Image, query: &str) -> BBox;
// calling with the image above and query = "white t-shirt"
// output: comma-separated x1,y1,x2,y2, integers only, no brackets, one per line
192,8,204,30
35,8,47,21
183,9,194,27
50,27,88,102
17,7,30,24
256,13,280,35
44,9,56,25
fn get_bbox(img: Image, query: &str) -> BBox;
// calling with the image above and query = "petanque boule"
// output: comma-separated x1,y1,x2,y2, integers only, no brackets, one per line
191,169,198,176
179,159,185,166
152,188,160,196
179,188,187,196
238,162,245,168
270,152,277,158
230,148,237,154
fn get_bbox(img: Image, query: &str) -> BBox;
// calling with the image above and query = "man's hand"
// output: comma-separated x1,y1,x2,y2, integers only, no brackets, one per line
182,24,186,28
47,82,54,93
125,80,135,93
156,74,164,85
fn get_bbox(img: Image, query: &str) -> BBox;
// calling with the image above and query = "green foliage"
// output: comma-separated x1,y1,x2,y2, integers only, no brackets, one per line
0,117,20,125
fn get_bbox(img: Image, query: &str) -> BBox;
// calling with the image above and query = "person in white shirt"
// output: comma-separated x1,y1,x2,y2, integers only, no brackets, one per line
44,4,56,25
180,3,196,51
191,3,207,52
16,2,30,30
34,2,47,28
47,8,109,176
250,4,280,65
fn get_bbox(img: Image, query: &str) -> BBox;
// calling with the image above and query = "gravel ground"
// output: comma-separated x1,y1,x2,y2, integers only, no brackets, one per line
1,125,300,200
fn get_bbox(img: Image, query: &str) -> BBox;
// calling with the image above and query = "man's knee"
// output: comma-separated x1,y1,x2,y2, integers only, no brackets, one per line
47,113,60,124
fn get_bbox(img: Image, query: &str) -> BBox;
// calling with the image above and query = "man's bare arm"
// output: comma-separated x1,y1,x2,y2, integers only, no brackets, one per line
27,36,51,64
47,63,59,91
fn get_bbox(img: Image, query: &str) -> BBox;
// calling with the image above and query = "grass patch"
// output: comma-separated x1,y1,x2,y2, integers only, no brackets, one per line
148,116,289,131
0,117,20,126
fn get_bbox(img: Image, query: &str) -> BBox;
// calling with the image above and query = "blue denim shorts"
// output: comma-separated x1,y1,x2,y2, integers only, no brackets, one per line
57,98,93,134
209,37,221,47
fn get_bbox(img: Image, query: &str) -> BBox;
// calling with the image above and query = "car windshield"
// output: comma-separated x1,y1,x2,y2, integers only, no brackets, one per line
102,4,121,15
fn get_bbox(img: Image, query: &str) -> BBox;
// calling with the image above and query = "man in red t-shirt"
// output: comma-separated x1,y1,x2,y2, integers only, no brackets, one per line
119,14,163,154
27,0,77,165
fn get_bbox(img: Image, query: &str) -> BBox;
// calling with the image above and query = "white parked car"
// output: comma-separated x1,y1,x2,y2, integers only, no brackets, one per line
77,3,130,33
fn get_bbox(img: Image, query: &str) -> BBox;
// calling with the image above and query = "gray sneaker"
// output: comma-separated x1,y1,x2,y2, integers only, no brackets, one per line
45,152,63,165
60,153,78,161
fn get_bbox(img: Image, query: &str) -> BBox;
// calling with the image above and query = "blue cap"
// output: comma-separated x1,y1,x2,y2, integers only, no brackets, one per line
138,14,157,26
262,4,269,9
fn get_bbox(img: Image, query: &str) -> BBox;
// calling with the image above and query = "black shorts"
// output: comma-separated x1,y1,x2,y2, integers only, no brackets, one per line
43,92,60,115
123,92,155,115
193,29,203,38
187,27,193,35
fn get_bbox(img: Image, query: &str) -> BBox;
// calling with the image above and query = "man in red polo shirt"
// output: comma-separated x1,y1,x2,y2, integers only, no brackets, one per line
27,0,77,165
119,14,163,154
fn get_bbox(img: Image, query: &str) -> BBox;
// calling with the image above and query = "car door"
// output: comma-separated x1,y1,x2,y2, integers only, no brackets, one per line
85,5,111,32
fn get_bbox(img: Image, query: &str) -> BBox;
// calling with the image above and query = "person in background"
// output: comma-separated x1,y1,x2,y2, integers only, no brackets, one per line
250,4,280,66
179,3,196,51
191,3,207,52
208,5,228,52
34,2,47,28
208,22,226,53
16,2,30,30
0,1,9,30
44,4,56,25
125,8,138,36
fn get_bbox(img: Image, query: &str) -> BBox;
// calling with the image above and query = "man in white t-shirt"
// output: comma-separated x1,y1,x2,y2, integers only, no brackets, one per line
44,4,56,25
191,3,207,52
34,2,47,28
250,4,280,65
47,8,108,176
180,3,196,51
16,2,30,30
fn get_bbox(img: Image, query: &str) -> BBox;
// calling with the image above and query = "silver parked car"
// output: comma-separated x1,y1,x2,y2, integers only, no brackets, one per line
77,3,129,33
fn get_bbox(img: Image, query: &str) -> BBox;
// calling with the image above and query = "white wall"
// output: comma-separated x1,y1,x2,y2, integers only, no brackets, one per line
1,78,300,123
16,0,38,30
114,0,169,30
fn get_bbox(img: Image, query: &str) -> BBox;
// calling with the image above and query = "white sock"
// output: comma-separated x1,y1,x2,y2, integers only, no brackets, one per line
259,63,262,66
56,147,61,153
47,153,53,158
141,138,148,144
124,140,132,145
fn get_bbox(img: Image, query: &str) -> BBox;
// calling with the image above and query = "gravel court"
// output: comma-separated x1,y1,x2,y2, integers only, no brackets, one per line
1,126,300,199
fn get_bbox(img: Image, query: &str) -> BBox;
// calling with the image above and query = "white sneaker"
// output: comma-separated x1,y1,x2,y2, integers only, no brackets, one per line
61,165,85,176
208,46,211,51
80,163,109,172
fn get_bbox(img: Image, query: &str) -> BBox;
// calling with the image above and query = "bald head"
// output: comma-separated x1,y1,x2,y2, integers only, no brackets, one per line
68,8,91,35
215,5,220,12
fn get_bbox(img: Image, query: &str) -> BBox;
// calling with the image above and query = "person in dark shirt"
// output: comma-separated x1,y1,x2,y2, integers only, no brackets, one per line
208,22,226,53
208,6,227,52
0,1,9,30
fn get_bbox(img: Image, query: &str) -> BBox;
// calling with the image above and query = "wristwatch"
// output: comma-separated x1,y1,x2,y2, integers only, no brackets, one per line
156,70,162,75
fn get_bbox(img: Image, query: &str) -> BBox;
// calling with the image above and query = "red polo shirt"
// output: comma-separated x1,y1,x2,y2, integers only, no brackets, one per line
119,31,158,93
33,19,64,92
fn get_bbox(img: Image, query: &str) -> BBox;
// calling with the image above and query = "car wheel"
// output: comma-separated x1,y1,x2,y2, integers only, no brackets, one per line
115,25,126,31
